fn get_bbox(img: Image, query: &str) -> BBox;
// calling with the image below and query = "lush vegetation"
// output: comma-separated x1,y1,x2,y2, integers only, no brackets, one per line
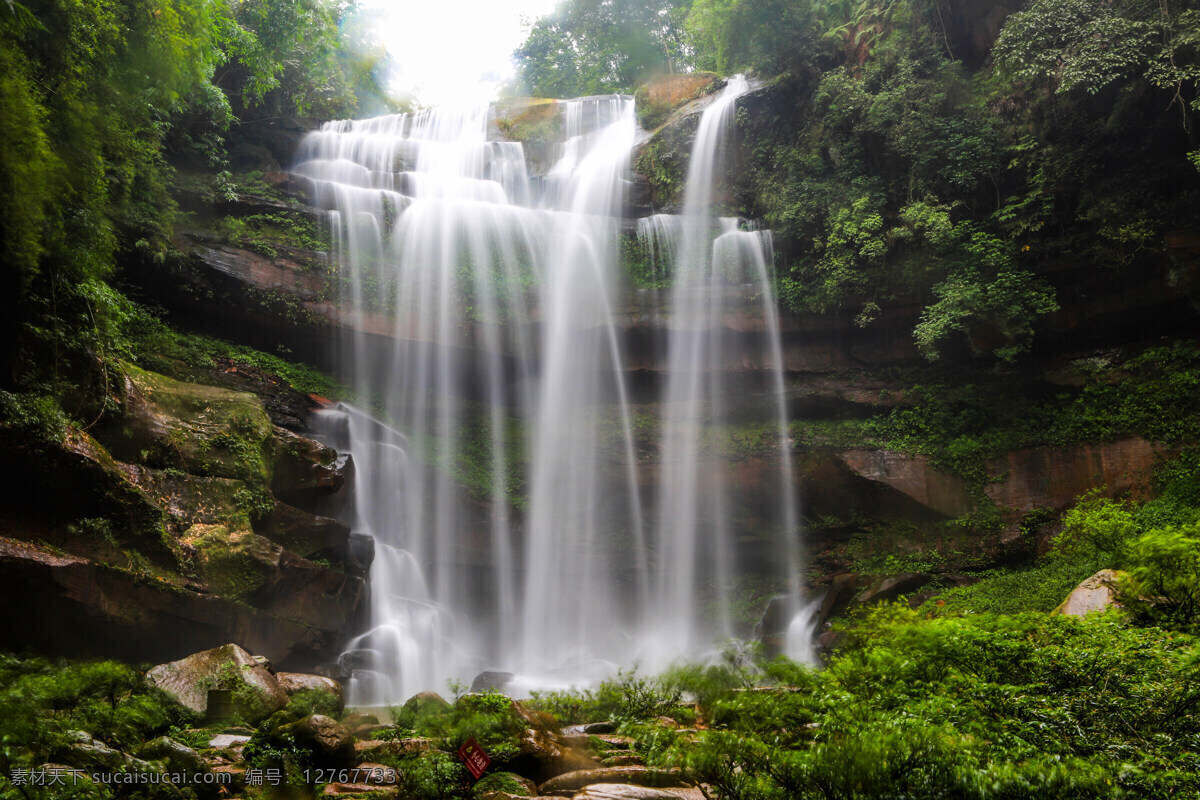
511,0,691,97
646,611,1200,800
516,0,1200,362
0,0,389,444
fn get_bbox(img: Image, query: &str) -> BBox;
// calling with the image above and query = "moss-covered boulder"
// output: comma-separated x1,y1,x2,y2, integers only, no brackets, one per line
1054,569,1126,617
277,671,344,705
183,524,283,600
103,365,274,483
279,713,354,767
473,771,536,798
262,500,350,560
395,691,451,727
146,643,289,723
492,97,562,175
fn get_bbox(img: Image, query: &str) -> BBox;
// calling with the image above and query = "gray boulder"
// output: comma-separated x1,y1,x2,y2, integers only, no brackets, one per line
145,643,289,723
1055,569,1126,617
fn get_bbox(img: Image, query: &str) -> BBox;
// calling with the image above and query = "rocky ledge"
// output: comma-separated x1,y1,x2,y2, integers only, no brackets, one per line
0,363,363,669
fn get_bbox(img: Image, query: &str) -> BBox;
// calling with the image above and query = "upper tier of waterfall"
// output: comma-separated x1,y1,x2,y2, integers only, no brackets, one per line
292,80,808,703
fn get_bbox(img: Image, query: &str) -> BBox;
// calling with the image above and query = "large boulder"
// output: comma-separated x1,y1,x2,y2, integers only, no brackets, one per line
1055,569,1126,617
146,643,289,723
394,691,450,726
270,426,344,505
263,501,351,561
279,714,354,766
470,670,515,694
102,366,275,483
277,672,344,706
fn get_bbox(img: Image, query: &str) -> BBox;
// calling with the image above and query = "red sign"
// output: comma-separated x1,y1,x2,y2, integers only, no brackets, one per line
457,736,490,780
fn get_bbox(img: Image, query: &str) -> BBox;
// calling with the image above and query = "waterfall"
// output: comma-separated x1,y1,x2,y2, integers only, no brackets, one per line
293,79,805,704
639,76,805,668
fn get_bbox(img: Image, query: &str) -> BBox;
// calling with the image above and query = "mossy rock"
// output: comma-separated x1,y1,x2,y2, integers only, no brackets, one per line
146,643,288,724
634,115,698,210
104,364,273,483
183,524,282,600
493,98,563,175
32,428,184,572
394,691,451,728
126,467,259,530
473,772,536,798
634,72,719,130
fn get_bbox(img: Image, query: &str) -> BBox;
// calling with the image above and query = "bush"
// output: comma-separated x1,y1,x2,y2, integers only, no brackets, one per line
285,688,341,720
0,654,195,787
1122,523,1200,631
528,669,680,725
661,611,1200,799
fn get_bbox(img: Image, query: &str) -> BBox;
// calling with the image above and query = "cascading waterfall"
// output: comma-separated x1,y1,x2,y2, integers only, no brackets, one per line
292,76,805,704
639,76,805,668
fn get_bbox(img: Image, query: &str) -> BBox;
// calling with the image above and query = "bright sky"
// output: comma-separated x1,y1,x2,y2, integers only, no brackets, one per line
362,0,561,107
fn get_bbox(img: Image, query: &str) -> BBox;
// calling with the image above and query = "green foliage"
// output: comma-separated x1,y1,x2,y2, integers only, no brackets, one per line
1056,492,1140,562
389,691,536,780
686,0,824,75
899,216,1059,361
0,390,68,448
122,299,345,398
0,654,194,783
995,0,1200,128
657,610,1200,799
921,557,1107,617
401,750,472,800
527,669,682,725
866,343,1200,489
1123,522,1200,631
0,0,383,445
284,689,341,720
216,211,330,260
511,0,691,97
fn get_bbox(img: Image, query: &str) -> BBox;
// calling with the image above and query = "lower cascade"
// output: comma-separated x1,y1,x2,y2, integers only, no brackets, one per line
293,77,809,703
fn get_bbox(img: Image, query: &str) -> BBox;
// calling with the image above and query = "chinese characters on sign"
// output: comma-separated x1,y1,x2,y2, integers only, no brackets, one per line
457,736,491,780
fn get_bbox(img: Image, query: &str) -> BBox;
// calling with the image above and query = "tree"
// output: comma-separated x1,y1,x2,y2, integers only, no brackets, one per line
512,0,693,97
994,0,1200,133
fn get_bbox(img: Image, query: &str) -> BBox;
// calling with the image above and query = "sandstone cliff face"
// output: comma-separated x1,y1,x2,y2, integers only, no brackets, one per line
0,364,363,669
